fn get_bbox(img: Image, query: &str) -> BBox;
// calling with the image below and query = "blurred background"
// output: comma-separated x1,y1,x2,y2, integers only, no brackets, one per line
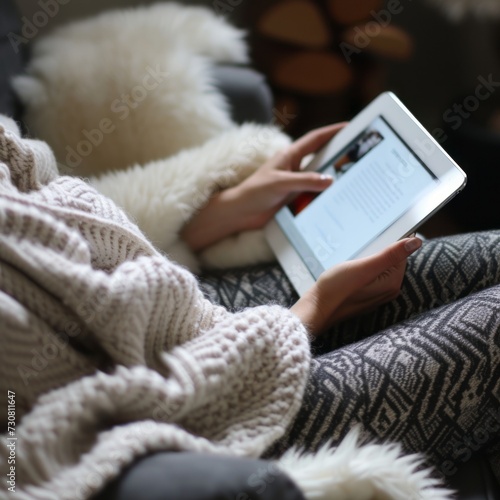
13,0,500,236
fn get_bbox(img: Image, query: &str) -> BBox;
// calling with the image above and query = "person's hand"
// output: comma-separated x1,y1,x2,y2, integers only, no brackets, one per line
291,237,422,336
227,123,346,231
181,124,346,252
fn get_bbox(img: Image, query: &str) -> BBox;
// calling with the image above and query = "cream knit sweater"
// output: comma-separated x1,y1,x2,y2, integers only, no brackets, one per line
0,117,311,499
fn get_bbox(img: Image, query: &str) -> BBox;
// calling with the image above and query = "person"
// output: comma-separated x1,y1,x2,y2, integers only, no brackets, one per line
184,124,500,484
181,123,423,330
1,117,499,499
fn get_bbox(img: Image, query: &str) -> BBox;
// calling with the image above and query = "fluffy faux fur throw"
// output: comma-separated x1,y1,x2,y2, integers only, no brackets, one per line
0,114,453,500
90,123,290,270
14,2,291,270
14,2,248,177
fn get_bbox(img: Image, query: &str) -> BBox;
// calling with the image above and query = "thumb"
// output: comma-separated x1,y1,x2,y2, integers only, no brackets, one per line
342,237,422,289
362,237,421,273
295,237,421,334
317,237,422,299
278,171,333,193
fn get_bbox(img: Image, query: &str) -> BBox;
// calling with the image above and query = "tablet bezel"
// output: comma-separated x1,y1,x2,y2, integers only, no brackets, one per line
264,92,467,296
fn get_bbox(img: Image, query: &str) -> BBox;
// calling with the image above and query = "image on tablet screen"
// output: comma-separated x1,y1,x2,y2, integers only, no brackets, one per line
289,128,384,216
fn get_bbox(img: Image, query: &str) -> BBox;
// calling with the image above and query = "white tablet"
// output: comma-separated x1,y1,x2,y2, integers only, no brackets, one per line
264,92,467,296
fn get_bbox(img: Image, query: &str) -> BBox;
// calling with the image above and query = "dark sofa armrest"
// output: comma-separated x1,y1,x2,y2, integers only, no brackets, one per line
212,65,274,125
92,451,305,500
0,0,26,122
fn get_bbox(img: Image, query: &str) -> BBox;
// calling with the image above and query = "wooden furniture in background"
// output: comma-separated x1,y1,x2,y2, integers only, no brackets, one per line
252,0,413,135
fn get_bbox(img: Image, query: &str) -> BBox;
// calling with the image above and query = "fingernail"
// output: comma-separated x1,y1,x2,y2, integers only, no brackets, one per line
320,174,333,181
404,237,421,252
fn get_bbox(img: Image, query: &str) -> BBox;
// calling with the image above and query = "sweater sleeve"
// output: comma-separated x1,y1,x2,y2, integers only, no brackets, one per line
0,200,311,461
1,120,312,464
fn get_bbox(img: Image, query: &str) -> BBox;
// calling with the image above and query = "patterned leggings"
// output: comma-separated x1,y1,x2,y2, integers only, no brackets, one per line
199,231,500,484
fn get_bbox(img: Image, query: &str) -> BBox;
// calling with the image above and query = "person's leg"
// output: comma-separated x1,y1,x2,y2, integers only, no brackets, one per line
200,231,500,353
314,230,500,353
200,231,500,485
199,262,298,310
266,284,500,486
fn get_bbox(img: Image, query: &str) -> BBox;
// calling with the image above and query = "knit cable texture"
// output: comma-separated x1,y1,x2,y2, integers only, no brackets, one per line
0,119,311,499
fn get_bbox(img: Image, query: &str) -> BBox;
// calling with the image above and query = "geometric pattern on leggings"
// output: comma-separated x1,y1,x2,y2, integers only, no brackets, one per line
267,288,500,483
199,231,500,484
316,230,500,353
199,263,298,310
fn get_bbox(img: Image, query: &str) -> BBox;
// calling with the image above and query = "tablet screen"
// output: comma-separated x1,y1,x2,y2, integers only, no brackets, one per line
275,116,438,278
